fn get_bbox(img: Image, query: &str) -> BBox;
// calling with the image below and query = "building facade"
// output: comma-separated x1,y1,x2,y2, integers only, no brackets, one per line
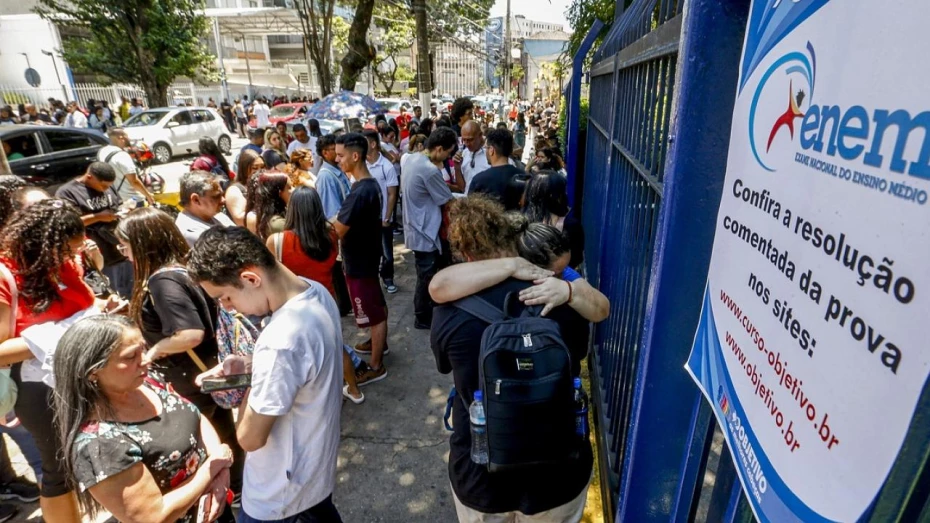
484,15,565,93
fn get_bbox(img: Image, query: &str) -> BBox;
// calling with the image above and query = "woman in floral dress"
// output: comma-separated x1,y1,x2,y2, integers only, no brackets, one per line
52,315,234,522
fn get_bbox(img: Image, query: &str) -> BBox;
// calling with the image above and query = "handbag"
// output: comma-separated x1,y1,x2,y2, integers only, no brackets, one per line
0,264,20,417
210,308,259,409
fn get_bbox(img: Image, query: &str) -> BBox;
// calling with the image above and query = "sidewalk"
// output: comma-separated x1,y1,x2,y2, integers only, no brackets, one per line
334,241,457,522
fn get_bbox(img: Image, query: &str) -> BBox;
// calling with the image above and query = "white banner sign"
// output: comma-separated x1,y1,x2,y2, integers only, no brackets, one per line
685,1,930,521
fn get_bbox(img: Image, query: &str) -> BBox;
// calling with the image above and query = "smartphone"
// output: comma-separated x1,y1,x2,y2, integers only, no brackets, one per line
200,373,251,393
108,300,129,314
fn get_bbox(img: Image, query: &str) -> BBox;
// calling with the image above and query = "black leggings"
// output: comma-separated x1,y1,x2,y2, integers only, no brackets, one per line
15,380,71,497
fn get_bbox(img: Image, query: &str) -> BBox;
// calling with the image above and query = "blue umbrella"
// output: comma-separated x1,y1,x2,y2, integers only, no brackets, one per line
304,91,386,120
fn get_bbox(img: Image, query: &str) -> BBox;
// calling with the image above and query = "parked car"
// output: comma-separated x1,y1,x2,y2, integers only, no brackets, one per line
376,98,412,116
286,117,344,137
122,107,232,164
249,103,311,128
1,125,109,190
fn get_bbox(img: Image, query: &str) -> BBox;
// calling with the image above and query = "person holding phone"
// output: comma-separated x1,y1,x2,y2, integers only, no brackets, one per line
52,315,234,523
0,199,121,523
188,226,344,523
115,208,244,501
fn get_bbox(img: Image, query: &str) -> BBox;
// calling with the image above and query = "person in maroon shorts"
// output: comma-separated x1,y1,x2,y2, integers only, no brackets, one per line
333,133,389,386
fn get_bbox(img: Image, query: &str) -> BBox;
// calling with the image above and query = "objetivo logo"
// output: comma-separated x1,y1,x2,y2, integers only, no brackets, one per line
748,42,817,172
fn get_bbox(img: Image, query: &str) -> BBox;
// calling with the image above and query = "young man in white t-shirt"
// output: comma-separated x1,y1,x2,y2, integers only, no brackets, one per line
189,226,344,523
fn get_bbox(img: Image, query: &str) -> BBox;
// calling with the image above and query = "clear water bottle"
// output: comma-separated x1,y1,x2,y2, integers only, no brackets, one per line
573,378,589,439
470,390,489,464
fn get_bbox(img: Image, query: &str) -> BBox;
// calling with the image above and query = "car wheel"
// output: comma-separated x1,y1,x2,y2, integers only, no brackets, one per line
152,143,172,164
218,135,232,155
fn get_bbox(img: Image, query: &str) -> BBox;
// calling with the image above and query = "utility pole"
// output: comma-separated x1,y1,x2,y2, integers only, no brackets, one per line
503,0,511,101
413,0,432,113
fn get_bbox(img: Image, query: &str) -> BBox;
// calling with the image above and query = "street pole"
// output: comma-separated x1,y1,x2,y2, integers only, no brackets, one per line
240,34,254,99
213,18,230,102
504,0,511,101
413,0,432,112
42,51,69,102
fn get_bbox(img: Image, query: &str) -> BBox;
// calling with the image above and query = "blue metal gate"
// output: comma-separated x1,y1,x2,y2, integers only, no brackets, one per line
576,0,930,521
580,0,755,520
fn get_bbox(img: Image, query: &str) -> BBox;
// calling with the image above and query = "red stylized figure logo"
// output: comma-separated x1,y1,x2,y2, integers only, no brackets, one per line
766,80,806,152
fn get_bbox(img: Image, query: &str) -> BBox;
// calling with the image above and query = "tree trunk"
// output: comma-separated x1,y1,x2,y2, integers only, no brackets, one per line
297,0,334,97
339,0,375,92
146,81,168,108
412,0,432,110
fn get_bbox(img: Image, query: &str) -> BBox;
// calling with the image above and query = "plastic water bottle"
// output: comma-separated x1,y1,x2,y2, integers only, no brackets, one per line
469,390,489,464
573,378,589,439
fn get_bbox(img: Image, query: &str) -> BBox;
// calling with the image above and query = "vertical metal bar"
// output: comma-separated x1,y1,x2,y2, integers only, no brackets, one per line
614,0,750,520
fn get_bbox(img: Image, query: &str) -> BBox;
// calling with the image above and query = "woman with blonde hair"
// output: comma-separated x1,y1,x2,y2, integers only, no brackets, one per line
285,148,316,188
261,129,288,170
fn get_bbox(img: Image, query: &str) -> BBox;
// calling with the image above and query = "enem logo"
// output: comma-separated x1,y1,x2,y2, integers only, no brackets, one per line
749,42,930,179
748,42,817,172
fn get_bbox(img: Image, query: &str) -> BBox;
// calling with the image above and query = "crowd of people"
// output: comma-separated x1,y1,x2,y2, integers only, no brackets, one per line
0,97,146,132
0,93,608,523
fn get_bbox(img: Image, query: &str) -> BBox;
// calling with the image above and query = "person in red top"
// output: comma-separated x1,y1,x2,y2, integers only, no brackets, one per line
395,107,412,140
265,187,367,403
0,199,115,523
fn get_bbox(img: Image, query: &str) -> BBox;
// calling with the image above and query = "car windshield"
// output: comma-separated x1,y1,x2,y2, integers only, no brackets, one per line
270,105,297,118
124,110,170,127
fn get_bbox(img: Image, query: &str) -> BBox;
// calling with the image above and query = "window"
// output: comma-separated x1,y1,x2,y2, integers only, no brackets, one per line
192,110,215,123
44,130,93,152
171,111,194,125
2,132,40,160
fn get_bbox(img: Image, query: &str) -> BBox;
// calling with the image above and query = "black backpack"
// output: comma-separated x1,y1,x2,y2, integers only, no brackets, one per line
453,293,577,472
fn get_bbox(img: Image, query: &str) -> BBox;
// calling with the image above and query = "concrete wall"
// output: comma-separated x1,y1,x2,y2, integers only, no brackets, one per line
0,15,73,100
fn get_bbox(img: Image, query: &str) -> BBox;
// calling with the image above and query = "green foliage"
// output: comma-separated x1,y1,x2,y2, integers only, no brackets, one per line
371,2,416,95
565,0,616,60
428,0,494,39
36,0,215,107
558,95,588,151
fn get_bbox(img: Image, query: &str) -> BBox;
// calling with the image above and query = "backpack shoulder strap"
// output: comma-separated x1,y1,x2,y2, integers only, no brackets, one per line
452,295,506,324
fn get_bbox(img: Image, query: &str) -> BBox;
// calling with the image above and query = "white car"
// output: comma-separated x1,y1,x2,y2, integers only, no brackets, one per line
122,107,232,164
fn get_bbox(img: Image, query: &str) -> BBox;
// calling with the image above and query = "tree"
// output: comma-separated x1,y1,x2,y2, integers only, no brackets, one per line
295,0,338,97
371,2,416,96
339,0,376,91
565,0,617,59
36,0,215,107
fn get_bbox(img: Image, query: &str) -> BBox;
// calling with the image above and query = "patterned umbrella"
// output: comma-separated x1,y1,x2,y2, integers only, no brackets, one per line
303,91,386,120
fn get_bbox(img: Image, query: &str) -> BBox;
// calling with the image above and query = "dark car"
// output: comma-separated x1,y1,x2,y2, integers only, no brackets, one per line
1,125,109,190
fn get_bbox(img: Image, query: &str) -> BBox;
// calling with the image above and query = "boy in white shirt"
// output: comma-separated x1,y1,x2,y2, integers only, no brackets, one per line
189,227,344,523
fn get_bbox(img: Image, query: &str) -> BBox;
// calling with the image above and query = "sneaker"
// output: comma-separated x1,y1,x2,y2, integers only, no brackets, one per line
354,339,390,356
342,384,365,404
354,338,371,353
356,364,388,387
0,479,39,503
0,504,15,522
384,280,398,294
231,492,241,509
414,321,430,330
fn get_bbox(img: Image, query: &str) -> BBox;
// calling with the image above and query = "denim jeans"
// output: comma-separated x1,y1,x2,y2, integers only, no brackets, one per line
238,494,342,523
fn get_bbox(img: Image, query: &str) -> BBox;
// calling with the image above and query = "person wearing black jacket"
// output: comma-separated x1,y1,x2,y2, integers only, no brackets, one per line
430,196,592,521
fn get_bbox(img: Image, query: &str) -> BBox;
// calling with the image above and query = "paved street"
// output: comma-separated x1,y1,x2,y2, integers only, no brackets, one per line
153,135,251,197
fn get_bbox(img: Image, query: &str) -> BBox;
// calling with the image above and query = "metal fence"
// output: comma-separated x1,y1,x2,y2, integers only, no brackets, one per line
579,0,757,520
0,81,308,111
